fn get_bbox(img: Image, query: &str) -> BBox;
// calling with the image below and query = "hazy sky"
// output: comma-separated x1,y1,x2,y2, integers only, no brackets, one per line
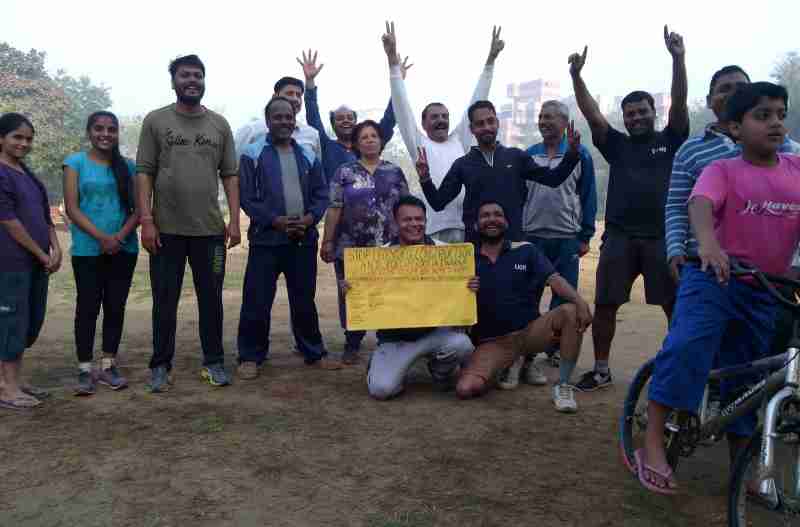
5,0,799,131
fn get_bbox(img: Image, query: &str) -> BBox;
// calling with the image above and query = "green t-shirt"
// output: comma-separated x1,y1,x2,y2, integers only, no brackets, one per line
136,104,237,236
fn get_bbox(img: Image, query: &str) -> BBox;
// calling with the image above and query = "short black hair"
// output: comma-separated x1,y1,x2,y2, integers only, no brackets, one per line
477,199,505,216
264,96,295,120
620,91,655,112
709,65,750,95
274,76,304,95
421,102,446,122
725,82,788,124
169,55,205,78
393,195,427,218
350,120,385,156
467,100,496,124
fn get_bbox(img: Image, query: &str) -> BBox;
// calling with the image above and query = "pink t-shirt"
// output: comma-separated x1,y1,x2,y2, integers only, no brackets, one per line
690,154,800,275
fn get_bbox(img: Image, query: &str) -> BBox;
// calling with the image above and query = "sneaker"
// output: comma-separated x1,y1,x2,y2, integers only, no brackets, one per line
341,347,361,366
237,361,259,380
522,358,548,386
96,366,128,390
553,383,578,413
201,364,230,387
574,370,613,392
74,370,96,396
149,366,172,393
498,356,524,390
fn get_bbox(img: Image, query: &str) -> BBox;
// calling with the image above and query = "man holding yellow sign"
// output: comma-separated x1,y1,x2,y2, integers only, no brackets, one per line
342,196,477,399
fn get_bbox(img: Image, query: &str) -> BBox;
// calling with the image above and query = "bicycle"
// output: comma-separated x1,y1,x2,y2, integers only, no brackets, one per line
618,259,800,526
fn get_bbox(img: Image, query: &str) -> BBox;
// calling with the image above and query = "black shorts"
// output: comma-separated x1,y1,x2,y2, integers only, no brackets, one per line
595,229,675,306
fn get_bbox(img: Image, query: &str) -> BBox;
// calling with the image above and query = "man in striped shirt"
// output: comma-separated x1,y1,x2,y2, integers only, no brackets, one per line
665,65,800,277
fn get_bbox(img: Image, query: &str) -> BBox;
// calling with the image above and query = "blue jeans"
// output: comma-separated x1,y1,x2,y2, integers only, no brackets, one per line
525,235,580,310
238,244,326,365
649,265,777,437
0,268,48,361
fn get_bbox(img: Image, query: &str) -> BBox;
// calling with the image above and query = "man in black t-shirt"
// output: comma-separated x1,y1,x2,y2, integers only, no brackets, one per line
568,26,689,392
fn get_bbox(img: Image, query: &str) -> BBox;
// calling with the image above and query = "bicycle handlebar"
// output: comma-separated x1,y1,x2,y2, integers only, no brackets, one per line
686,257,800,311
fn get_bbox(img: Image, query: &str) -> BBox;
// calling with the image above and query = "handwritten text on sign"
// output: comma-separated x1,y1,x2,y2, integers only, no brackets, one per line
344,243,477,331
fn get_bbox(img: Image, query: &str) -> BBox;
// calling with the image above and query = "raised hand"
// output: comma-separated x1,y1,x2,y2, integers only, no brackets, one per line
566,120,581,153
382,21,399,65
568,46,588,77
297,49,324,82
487,25,505,64
663,25,685,58
415,147,430,180
398,55,413,80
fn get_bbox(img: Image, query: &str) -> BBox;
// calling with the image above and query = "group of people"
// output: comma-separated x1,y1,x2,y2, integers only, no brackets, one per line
2,21,800,498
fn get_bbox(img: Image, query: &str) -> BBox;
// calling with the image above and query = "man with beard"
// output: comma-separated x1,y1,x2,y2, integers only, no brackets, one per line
568,26,690,393
455,201,593,412
136,55,239,392
298,49,406,182
382,21,504,243
236,97,339,378
339,195,476,399
416,101,581,242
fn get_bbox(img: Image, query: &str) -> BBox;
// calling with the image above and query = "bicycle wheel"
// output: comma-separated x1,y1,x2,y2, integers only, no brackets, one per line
729,424,800,526
619,358,685,474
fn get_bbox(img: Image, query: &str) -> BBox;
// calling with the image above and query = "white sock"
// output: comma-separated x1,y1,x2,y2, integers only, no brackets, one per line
596,360,610,375
101,357,114,371
79,362,93,373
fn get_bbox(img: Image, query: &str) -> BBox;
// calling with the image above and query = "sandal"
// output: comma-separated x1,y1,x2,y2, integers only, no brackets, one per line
22,385,50,400
635,449,679,495
0,396,42,411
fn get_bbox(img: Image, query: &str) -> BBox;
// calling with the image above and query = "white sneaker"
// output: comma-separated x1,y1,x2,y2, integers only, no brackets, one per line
498,356,524,390
522,358,548,386
552,383,578,413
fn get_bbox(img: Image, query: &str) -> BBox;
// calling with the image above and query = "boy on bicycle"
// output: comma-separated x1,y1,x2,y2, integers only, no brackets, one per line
637,82,800,494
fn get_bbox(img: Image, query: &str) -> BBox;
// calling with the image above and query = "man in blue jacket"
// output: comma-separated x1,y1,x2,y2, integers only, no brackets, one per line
298,50,404,181
237,97,340,378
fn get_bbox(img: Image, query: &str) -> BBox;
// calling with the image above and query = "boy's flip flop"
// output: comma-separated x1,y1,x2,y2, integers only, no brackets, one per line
635,449,678,495
0,397,42,411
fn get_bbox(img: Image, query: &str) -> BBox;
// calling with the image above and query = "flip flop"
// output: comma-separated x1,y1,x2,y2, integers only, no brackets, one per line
0,397,41,411
21,385,50,400
635,449,678,495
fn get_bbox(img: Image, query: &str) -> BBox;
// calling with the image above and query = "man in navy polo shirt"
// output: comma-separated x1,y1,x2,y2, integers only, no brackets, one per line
456,201,593,412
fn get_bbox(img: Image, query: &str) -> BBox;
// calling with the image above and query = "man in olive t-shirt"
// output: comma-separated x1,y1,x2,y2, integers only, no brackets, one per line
136,54,240,393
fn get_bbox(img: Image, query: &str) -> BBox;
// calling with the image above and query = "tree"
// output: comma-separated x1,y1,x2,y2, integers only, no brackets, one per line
0,42,111,200
772,51,800,140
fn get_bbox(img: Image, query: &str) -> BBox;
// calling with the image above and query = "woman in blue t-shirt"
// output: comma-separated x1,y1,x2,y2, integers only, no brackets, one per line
63,111,139,396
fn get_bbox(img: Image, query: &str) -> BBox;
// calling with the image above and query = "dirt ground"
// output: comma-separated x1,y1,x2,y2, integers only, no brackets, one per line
0,226,736,527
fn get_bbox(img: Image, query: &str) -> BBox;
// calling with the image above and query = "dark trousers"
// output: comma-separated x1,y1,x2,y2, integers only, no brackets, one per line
334,259,366,351
149,234,226,370
72,252,138,362
237,243,326,364
525,235,581,310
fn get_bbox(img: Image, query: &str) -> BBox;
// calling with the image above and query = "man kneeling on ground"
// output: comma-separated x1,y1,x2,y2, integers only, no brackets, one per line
456,201,593,412
343,195,476,399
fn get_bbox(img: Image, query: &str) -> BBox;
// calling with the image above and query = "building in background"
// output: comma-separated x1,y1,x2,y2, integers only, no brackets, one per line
498,79,561,147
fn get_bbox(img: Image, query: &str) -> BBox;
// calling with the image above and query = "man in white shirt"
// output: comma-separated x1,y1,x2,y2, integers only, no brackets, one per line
381,21,504,243
234,77,321,160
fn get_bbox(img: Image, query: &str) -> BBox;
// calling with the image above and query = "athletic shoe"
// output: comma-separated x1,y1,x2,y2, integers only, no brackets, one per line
498,356,524,390
574,370,613,392
552,383,578,413
237,361,259,380
96,366,128,390
201,364,230,387
522,357,548,386
74,370,96,396
149,366,171,393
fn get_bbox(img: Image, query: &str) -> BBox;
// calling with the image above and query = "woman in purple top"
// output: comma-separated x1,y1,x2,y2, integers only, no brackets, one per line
321,120,409,364
0,113,62,410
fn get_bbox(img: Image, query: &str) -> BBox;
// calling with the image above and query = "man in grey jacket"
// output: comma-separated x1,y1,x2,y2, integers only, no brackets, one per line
500,100,597,388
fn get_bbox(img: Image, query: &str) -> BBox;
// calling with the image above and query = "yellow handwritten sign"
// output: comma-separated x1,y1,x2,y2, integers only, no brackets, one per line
344,243,477,331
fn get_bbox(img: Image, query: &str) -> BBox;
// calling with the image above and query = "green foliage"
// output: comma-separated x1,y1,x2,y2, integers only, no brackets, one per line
0,41,111,201
772,50,800,140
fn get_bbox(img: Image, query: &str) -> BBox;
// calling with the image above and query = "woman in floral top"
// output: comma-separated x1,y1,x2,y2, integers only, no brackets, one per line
321,120,409,364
